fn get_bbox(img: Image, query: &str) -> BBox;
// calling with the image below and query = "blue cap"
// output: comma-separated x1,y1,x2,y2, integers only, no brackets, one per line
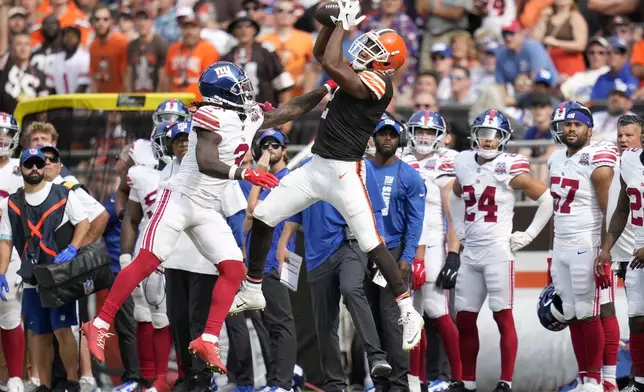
375,118,404,135
258,129,287,146
39,144,60,157
430,42,452,57
484,41,499,53
170,121,191,140
609,36,628,51
534,69,555,87
20,147,46,165
610,80,634,98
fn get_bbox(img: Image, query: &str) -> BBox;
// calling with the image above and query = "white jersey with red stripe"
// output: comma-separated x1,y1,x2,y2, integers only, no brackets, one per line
45,48,90,94
620,148,644,250
0,158,23,270
608,146,636,261
127,165,162,234
417,148,457,241
548,143,617,250
129,139,157,167
166,104,264,208
454,151,529,260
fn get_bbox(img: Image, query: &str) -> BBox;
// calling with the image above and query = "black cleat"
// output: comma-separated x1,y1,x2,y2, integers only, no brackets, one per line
370,360,393,378
445,381,475,392
492,381,511,392
622,381,644,392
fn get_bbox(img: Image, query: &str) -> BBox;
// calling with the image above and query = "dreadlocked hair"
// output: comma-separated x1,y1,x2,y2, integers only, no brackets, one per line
191,101,248,121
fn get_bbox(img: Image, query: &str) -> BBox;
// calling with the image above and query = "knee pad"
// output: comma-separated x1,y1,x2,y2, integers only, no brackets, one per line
423,285,449,319
0,299,22,330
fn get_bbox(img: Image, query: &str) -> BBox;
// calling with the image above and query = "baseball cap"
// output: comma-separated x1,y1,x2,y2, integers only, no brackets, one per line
612,15,631,26
227,12,260,35
39,144,60,158
534,69,555,87
176,6,198,24
258,129,288,146
501,20,522,33
430,42,452,57
374,118,404,135
609,36,628,52
20,148,46,166
483,41,499,53
8,7,28,18
589,36,609,48
609,80,634,98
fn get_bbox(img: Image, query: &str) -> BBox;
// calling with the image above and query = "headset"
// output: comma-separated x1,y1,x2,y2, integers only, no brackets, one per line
251,129,290,162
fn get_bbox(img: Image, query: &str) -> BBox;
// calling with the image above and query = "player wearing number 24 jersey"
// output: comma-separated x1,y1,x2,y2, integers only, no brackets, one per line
83,61,330,372
447,109,553,392
547,106,615,391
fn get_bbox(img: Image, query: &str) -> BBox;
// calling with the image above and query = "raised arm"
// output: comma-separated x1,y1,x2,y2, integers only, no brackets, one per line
261,86,329,129
313,26,334,63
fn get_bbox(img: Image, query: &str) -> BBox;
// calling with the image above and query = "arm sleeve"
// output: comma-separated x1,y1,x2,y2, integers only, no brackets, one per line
74,187,106,222
65,190,89,225
0,199,11,241
401,170,426,263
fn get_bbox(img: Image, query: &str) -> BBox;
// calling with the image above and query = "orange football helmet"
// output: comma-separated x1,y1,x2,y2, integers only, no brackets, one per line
348,28,407,74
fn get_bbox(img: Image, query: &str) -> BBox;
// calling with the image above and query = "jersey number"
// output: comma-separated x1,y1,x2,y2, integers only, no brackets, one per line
233,144,249,166
320,89,338,120
144,191,157,219
627,187,644,227
550,176,579,214
462,185,498,223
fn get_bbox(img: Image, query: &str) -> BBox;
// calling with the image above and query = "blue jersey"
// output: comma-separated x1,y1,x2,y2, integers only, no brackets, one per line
289,158,386,271
366,158,425,263
102,194,122,273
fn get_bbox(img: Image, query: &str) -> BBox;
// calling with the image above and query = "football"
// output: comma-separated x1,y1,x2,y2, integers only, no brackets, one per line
314,1,344,27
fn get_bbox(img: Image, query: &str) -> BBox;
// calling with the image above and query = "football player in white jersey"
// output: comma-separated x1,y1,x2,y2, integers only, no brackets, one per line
0,113,25,392
83,61,330,372
448,109,553,392
548,105,616,392
407,109,462,390
596,115,644,392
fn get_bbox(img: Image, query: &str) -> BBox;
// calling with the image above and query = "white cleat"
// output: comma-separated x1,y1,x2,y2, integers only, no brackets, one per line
229,281,266,314
400,308,424,351
7,377,24,392
580,381,603,392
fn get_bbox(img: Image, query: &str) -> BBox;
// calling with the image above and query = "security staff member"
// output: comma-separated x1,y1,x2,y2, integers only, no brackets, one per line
278,156,392,392
0,148,90,392
366,118,426,392
243,129,297,392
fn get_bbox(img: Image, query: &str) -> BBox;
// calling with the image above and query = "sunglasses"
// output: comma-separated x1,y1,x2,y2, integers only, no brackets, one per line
431,55,447,61
276,8,294,13
44,155,60,163
261,142,282,150
587,50,608,56
501,31,516,39
22,159,45,169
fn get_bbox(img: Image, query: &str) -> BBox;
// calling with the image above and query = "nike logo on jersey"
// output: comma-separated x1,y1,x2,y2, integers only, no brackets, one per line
419,193,426,197
339,172,347,179
577,251,587,255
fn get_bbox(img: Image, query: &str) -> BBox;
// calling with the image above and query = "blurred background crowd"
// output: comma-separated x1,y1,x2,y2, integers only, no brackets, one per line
0,0,643,194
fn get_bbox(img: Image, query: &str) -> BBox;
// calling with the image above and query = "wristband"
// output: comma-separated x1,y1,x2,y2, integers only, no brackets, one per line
229,165,240,180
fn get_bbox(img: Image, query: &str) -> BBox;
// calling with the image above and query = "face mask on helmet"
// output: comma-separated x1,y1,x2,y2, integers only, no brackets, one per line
151,128,173,164
153,110,188,126
471,126,510,159
412,127,443,154
349,31,389,71
0,127,19,156
549,121,565,145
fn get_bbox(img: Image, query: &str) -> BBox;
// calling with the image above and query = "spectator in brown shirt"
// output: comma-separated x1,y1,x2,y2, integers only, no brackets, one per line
123,6,168,92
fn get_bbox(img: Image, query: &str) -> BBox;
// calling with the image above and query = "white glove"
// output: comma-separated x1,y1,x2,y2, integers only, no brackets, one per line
331,0,365,30
119,254,133,270
510,231,534,252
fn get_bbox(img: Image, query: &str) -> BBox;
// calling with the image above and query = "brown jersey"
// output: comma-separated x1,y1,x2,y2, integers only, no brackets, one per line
126,35,169,92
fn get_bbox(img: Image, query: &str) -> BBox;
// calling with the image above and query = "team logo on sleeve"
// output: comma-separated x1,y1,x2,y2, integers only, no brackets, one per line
494,162,506,174
579,153,589,166
424,159,436,170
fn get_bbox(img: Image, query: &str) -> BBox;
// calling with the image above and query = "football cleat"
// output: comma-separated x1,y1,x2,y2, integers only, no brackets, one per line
229,281,266,314
81,320,113,363
492,381,511,392
399,308,424,351
188,337,227,374
443,381,471,392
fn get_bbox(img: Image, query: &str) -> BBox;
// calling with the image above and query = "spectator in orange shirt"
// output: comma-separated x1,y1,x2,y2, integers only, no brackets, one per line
31,0,90,47
89,5,129,93
258,0,314,97
159,7,219,100
632,37,644,98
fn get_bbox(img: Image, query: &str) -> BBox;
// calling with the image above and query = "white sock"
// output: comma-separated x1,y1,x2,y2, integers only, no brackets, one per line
635,376,644,384
463,381,476,390
500,380,512,388
201,333,218,344
602,365,617,384
93,317,110,330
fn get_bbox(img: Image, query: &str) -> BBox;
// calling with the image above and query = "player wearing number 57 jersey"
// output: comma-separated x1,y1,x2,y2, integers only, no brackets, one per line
448,109,553,392
83,61,330,372
548,107,616,392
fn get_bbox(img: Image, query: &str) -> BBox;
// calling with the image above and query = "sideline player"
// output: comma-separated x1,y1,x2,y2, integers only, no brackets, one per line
448,109,553,392
83,61,331,371
596,116,644,392
0,113,25,392
238,7,425,350
548,106,615,392
549,102,622,391
408,109,462,389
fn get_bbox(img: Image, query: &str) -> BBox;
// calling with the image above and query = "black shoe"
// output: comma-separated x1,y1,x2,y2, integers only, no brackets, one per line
172,378,196,392
623,381,644,392
420,382,429,392
492,382,511,392
445,381,474,392
34,387,52,392
370,360,393,378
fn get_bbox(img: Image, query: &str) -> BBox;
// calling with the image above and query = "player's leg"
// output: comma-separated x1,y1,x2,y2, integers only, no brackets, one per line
452,262,487,392
0,259,24,390
145,270,172,391
184,208,247,374
423,241,461,382
241,163,319,312
325,159,423,351
84,188,187,363
132,236,155,382
570,248,604,385
625,266,644,390
599,271,619,392
484,260,517,390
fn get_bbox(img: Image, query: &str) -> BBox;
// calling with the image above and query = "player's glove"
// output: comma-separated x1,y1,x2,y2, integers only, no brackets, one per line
0,275,8,302
258,101,275,112
242,168,280,189
120,254,132,270
54,245,78,264
324,79,338,93
411,257,426,291
437,252,460,289
510,231,533,252
332,0,365,30
546,256,553,286
595,262,612,290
